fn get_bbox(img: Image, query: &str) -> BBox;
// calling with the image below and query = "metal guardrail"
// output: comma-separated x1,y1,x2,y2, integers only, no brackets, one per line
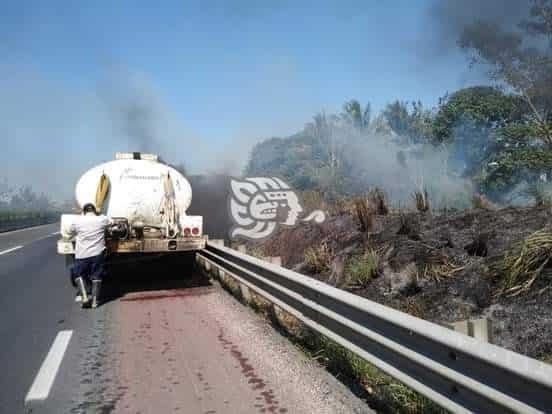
198,241,552,414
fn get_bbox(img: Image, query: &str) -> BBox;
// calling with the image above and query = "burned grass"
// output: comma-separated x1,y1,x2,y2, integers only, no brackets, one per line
369,188,389,216
413,189,430,213
253,205,552,360
305,241,333,273
353,196,376,233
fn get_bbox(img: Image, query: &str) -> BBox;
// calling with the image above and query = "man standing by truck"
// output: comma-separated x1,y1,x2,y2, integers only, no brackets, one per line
69,203,110,308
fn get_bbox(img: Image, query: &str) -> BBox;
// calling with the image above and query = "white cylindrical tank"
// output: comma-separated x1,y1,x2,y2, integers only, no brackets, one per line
75,158,192,225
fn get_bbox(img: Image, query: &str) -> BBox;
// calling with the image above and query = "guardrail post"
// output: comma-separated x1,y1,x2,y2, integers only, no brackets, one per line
451,320,469,336
469,318,493,343
266,256,282,266
210,239,225,248
444,318,493,343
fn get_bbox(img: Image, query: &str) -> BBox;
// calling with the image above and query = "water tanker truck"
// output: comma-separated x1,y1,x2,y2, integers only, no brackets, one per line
57,152,206,259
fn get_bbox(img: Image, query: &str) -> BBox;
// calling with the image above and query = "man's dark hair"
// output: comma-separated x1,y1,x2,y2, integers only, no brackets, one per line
82,203,97,215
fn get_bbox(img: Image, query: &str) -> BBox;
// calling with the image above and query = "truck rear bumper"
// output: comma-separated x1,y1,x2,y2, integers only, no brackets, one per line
57,237,207,255
108,237,206,253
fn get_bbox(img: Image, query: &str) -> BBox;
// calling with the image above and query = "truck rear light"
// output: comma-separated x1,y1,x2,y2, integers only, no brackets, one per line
183,227,191,236
192,227,199,235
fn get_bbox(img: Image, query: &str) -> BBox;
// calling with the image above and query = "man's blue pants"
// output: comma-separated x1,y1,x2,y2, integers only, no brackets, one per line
70,252,106,292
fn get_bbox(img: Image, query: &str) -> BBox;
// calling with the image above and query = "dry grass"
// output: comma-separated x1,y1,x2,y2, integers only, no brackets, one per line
369,188,389,215
408,242,464,282
299,190,330,213
247,245,266,259
401,298,427,319
412,189,430,213
493,229,552,297
397,213,420,239
304,241,332,273
420,261,464,283
472,193,495,210
353,197,376,232
249,290,273,316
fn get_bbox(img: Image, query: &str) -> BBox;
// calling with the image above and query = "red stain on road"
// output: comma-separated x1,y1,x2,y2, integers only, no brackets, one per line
111,283,292,413
218,329,288,413
120,286,214,301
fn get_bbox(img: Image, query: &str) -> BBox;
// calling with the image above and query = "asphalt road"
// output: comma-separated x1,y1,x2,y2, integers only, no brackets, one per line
0,224,372,414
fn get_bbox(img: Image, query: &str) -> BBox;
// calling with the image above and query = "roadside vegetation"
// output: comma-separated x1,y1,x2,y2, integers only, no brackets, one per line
0,186,59,227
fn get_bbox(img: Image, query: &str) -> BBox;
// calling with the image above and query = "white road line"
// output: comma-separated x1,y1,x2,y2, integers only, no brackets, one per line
0,245,23,256
25,330,73,403
24,231,62,244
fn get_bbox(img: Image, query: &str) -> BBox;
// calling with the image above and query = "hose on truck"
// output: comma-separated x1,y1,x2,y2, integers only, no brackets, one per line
95,173,110,213
160,172,179,238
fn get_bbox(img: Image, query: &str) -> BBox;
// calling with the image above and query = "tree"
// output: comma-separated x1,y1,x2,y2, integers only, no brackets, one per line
8,186,51,211
408,100,434,143
455,1,552,199
432,86,529,192
382,100,434,142
342,100,371,130
305,112,344,175
433,86,524,144
459,0,552,146
383,100,410,136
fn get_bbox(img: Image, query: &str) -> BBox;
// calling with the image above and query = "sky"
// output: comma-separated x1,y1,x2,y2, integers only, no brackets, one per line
0,0,490,200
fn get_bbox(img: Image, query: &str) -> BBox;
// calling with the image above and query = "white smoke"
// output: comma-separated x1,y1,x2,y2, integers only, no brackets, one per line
339,130,474,209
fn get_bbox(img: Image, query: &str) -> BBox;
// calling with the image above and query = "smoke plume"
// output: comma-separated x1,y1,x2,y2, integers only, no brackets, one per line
425,0,530,55
343,134,473,209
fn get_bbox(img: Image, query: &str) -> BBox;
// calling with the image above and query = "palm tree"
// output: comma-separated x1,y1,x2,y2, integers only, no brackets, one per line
383,100,409,136
343,100,371,130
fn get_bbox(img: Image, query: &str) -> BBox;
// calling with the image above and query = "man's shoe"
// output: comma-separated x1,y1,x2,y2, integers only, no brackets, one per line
75,277,89,305
75,294,83,303
91,280,102,309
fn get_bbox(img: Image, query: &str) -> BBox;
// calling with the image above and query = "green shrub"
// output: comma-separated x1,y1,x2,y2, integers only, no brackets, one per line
347,249,380,288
